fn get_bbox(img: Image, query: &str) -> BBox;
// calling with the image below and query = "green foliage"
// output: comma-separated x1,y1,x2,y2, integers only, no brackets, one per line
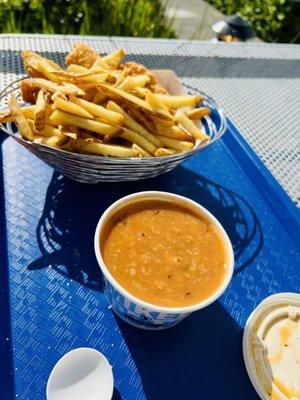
0,0,175,38
207,0,300,43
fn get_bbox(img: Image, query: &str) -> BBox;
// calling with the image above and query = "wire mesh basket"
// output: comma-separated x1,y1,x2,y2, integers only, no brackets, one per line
0,78,227,183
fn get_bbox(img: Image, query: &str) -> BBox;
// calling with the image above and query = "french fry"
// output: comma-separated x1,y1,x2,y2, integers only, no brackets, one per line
151,115,174,128
51,70,97,79
174,110,209,141
78,141,139,158
69,96,123,125
50,70,94,83
92,91,107,104
8,95,34,140
83,88,98,102
22,50,61,79
50,109,120,136
155,135,194,152
54,97,94,119
155,94,202,109
76,83,98,91
27,119,59,137
154,148,177,157
34,89,48,130
61,82,86,96
22,50,61,70
29,58,61,83
38,124,65,138
22,106,36,120
185,107,211,120
20,79,40,104
132,143,152,157
26,119,35,132
98,84,173,121
120,128,157,155
127,107,155,134
75,74,107,85
91,65,112,74
134,87,151,98
51,71,107,84
145,92,168,111
0,105,35,123
107,101,161,147
51,91,66,102
156,124,194,142
45,104,60,125
93,48,125,68
145,92,173,120
29,78,85,96
114,70,128,87
66,64,89,74
34,135,66,148
91,59,110,70
117,75,150,91
0,109,15,123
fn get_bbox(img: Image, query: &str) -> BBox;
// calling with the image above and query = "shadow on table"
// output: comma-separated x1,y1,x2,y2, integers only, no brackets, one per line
27,173,105,292
115,301,259,400
0,136,15,399
27,164,262,284
112,388,123,400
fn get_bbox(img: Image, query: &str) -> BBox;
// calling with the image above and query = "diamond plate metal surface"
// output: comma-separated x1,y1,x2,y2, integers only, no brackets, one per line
0,35,300,400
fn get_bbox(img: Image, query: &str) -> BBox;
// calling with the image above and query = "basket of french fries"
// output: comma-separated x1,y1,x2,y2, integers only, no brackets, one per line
0,44,226,183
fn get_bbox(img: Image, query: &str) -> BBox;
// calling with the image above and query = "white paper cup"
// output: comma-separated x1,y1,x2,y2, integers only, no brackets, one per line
243,293,300,400
94,191,234,330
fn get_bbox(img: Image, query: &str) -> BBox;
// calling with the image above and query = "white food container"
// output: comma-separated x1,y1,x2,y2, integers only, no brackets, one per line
243,292,300,400
94,191,234,330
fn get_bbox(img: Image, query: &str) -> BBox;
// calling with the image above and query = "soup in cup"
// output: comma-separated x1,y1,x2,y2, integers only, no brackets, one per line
94,191,234,330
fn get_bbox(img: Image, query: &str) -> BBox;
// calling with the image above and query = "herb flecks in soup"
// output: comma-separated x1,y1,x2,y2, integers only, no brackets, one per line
101,199,228,307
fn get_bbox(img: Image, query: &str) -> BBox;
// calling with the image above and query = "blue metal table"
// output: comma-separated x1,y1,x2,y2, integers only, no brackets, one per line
0,35,299,400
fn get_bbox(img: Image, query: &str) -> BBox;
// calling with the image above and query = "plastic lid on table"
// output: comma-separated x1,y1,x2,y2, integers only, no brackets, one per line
243,293,300,400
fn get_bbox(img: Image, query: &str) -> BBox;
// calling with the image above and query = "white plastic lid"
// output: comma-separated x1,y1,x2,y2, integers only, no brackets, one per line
243,293,300,400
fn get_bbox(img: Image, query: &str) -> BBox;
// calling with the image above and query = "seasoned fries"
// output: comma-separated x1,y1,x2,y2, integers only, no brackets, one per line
1,43,213,158
65,43,99,68
34,89,48,130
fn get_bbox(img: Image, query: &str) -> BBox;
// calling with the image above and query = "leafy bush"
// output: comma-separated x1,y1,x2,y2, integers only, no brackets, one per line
0,0,175,38
207,0,300,43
